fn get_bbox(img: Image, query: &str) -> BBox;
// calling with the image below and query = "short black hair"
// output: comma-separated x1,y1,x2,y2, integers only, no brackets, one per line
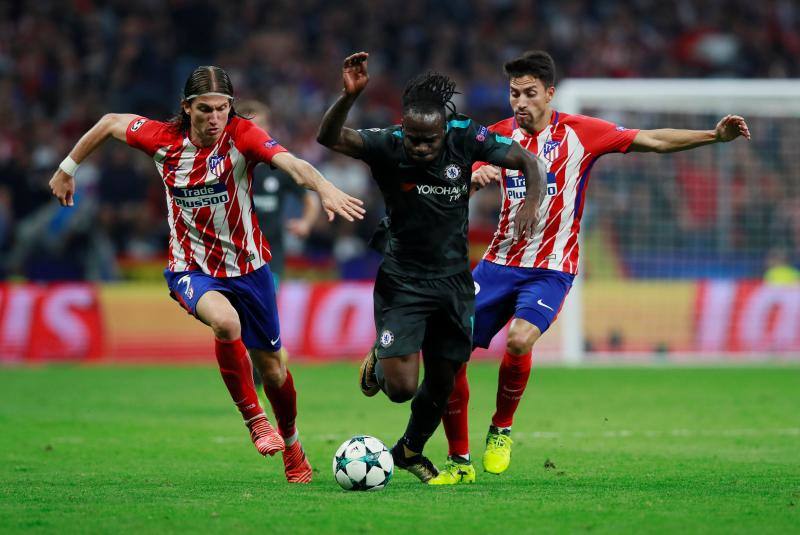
503,50,556,87
402,72,459,119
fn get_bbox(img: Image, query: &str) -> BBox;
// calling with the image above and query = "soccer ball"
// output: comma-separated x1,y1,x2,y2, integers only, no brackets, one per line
332,435,394,491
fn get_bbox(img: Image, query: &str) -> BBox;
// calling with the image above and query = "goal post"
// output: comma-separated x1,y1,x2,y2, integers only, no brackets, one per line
553,79,800,364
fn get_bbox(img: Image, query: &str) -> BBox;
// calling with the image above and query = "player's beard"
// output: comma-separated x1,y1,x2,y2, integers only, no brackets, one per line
514,111,534,131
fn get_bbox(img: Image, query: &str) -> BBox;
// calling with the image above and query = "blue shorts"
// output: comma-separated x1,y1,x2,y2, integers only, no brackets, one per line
472,260,575,349
164,265,282,352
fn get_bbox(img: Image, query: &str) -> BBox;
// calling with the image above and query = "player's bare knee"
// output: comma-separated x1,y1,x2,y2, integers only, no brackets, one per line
260,367,285,388
506,333,534,356
210,314,241,341
387,389,415,403
254,352,285,387
250,350,286,388
385,379,416,403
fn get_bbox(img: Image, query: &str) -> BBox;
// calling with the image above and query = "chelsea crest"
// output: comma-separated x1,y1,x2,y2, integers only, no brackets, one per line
443,164,461,183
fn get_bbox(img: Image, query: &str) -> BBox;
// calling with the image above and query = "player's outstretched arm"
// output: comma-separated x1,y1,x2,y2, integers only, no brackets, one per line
497,142,547,239
317,52,370,158
271,152,365,223
630,114,750,153
49,113,140,206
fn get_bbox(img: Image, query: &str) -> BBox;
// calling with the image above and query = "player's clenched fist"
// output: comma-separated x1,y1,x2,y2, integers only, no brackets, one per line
343,52,369,96
471,165,501,189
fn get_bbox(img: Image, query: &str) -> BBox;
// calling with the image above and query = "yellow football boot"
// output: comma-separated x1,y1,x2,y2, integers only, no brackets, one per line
427,456,476,485
482,427,513,474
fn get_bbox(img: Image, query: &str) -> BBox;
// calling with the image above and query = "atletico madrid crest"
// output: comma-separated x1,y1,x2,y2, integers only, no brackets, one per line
542,140,560,163
208,154,226,177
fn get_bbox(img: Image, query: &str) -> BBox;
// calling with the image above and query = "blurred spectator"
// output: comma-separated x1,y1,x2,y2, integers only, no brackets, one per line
5,162,117,280
763,248,800,285
0,0,797,280
0,186,12,270
236,99,321,282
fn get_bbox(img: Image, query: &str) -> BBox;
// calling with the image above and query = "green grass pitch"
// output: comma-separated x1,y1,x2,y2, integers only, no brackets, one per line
1,363,798,533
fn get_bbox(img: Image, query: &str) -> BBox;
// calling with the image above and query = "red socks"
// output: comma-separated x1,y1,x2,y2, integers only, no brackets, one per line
215,338,298,440
215,338,264,421
263,369,298,439
442,364,470,457
492,350,532,428
441,351,533,456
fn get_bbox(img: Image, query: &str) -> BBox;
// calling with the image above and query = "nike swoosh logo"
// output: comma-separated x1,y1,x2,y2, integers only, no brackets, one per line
537,299,554,311
270,336,280,345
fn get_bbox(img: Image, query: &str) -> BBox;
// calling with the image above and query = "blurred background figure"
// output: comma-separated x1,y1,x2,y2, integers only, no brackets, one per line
236,99,321,285
763,248,800,285
1,0,795,284
0,0,797,361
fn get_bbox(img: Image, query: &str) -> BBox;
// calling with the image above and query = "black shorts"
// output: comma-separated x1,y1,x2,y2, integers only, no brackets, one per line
373,267,475,362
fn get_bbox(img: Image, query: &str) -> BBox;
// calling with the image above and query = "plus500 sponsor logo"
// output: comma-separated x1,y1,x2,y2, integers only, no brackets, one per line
505,174,527,200
505,173,557,200
173,183,229,209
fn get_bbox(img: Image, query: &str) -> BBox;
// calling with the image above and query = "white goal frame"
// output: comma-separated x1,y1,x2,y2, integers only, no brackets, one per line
553,79,800,364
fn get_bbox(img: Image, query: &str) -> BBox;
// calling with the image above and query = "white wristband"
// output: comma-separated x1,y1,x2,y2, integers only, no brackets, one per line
59,156,79,176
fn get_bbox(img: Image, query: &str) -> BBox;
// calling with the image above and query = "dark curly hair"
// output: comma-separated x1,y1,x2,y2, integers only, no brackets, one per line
401,72,459,120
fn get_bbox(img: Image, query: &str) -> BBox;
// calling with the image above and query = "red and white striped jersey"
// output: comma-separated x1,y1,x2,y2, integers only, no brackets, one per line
126,115,288,277
479,110,638,274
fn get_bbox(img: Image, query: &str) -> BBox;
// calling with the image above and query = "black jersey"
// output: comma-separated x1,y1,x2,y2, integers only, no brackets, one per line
251,164,306,275
358,116,513,279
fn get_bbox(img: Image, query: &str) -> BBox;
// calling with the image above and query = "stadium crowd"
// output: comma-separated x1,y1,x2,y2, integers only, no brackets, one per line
0,0,798,280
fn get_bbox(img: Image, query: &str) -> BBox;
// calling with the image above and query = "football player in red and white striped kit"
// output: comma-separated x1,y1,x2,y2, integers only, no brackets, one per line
435,51,750,483
49,66,365,483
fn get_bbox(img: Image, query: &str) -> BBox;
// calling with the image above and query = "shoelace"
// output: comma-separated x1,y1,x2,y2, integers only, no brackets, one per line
487,433,511,450
444,461,467,477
